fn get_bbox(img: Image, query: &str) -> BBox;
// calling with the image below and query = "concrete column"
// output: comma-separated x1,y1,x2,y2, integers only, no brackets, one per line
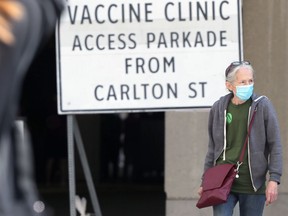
165,110,212,216
165,1,288,215
242,0,288,193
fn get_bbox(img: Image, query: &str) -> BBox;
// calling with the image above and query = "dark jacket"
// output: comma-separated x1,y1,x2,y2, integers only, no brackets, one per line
0,1,64,215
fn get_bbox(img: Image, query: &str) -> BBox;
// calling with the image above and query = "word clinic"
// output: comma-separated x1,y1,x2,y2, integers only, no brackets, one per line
67,1,230,25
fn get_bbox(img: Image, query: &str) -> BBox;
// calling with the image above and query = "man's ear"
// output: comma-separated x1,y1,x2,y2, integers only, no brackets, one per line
225,81,233,92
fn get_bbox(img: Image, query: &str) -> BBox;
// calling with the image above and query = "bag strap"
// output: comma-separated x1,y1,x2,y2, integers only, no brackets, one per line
237,105,258,166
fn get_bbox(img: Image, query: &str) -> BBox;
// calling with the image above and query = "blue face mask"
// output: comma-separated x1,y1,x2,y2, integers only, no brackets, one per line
235,84,254,101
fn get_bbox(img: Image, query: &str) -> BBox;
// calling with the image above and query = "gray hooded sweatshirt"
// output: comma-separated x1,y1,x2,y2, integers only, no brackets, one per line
203,93,282,191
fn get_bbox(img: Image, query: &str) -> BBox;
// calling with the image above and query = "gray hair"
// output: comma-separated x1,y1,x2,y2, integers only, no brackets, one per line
225,64,255,83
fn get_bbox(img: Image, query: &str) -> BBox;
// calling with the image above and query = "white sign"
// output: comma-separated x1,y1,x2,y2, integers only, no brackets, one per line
56,0,243,114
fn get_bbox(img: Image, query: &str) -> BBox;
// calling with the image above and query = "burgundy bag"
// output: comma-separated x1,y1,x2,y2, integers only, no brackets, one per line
196,106,258,209
196,164,237,208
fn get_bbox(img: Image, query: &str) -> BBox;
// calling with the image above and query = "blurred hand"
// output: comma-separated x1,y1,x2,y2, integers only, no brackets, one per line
265,181,278,206
0,0,24,45
198,187,203,197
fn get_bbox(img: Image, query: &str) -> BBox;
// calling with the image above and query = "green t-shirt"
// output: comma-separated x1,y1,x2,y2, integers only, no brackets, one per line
216,99,265,194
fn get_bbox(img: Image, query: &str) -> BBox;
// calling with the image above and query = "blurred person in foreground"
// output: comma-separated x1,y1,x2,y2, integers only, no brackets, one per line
198,61,282,216
0,0,64,215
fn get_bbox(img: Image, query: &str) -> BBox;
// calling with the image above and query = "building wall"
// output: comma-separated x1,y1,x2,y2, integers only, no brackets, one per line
165,1,288,215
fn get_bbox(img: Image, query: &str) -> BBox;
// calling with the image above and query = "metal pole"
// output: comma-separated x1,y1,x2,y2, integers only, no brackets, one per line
73,116,102,216
67,115,76,216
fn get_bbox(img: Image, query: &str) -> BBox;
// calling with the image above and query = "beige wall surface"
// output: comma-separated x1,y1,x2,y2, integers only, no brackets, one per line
165,1,288,215
242,0,288,192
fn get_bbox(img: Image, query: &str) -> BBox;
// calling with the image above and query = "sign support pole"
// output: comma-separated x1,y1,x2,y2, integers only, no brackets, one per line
73,116,102,216
67,115,102,216
67,115,76,216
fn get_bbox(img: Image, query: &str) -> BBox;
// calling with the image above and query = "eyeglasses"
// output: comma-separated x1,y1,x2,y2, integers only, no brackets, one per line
225,61,251,77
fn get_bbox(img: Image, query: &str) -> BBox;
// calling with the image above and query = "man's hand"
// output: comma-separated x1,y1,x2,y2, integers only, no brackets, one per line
0,0,24,45
265,181,278,206
198,186,203,197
